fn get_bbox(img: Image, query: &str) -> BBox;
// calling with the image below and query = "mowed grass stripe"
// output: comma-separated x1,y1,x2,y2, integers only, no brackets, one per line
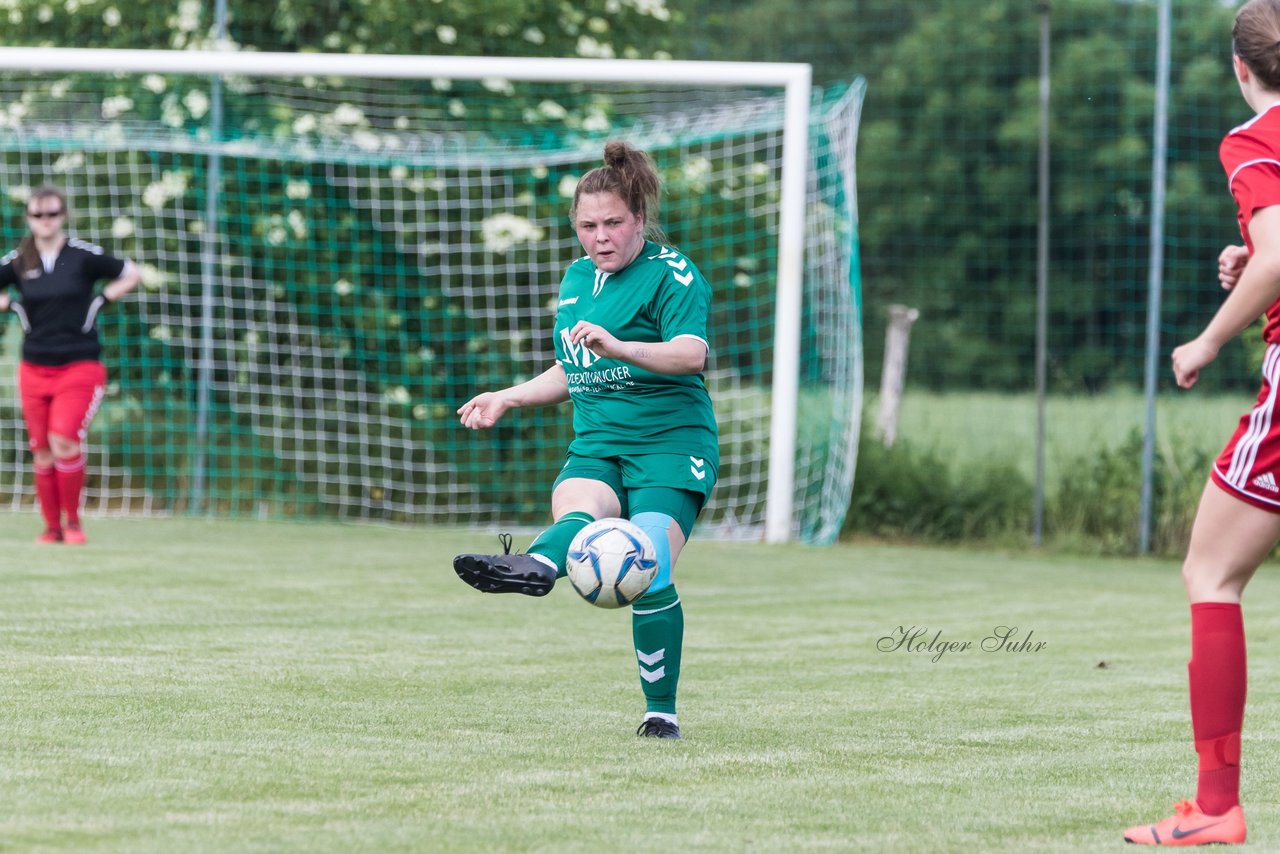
2,515,1279,851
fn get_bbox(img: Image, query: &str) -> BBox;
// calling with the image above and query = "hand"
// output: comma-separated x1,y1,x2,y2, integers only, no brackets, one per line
0,293,8,312
568,320,621,359
1171,337,1220,389
1219,244,1250,290
457,391,512,430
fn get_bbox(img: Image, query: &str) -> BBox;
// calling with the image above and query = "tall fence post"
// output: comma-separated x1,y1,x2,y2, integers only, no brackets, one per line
876,304,919,448
1140,0,1172,555
1034,0,1051,546
191,0,228,514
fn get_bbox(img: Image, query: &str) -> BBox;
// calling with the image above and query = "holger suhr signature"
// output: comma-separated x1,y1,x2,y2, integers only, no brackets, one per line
877,625,1047,663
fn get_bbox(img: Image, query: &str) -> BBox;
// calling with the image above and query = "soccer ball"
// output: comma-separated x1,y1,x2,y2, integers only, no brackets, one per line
566,518,660,609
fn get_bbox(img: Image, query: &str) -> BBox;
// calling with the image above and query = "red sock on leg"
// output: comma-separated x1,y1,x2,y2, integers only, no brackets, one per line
1189,602,1246,816
33,462,60,531
54,453,85,528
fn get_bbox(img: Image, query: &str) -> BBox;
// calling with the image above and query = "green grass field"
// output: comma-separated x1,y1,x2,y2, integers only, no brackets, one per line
5,514,1280,852
888,389,1246,487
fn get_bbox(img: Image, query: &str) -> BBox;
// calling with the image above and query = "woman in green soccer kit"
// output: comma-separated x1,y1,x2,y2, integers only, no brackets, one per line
453,140,717,740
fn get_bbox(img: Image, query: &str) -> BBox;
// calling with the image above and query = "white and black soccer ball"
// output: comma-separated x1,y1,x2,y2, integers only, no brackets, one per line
566,518,659,609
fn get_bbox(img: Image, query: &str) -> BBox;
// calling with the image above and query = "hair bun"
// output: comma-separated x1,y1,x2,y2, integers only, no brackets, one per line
604,140,629,169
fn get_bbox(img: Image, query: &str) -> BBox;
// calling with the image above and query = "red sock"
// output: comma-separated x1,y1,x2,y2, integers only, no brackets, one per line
54,453,85,527
1189,602,1245,815
33,462,61,531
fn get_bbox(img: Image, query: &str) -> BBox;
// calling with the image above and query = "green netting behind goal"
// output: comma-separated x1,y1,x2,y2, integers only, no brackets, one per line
0,70,862,543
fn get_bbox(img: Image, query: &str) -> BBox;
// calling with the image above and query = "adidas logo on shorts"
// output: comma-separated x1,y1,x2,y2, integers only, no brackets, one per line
1252,472,1280,493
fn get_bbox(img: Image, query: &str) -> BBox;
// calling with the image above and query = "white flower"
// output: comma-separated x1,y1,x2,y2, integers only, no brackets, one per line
285,180,311,200
523,27,545,45
149,325,172,341
383,386,410,405
287,209,306,239
480,213,545,254
139,263,162,290
582,109,611,133
111,217,134,239
291,114,317,135
348,130,377,151
436,25,456,44
331,103,366,126
49,79,70,98
64,0,78,13
576,35,615,59
334,279,354,296
389,165,408,182
431,78,452,91
36,5,52,22
558,175,579,198
394,115,410,130
734,272,751,288
681,156,712,192
628,0,670,20
532,165,548,180
142,170,188,210
481,77,513,96
587,17,608,33
266,225,287,246
183,89,209,119
142,74,166,94
537,100,567,120
100,94,133,119
161,100,184,128
175,0,199,32
51,152,84,173
448,99,466,118
412,404,428,420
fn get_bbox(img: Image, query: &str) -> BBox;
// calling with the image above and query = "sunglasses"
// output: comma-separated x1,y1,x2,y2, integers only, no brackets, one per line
27,210,63,219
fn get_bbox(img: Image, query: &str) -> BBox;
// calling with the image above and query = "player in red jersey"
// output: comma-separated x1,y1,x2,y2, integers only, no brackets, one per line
1123,1,1280,846
0,186,140,545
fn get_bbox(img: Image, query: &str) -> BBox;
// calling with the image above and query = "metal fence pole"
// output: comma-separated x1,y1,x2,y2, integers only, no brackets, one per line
1140,0,1172,554
1034,1,1051,546
191,0,227,514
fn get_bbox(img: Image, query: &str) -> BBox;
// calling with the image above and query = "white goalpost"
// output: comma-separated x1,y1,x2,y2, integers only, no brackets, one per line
0,47,862,544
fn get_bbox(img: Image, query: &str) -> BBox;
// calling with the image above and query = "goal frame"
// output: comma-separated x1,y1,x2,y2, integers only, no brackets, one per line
0,47,813,543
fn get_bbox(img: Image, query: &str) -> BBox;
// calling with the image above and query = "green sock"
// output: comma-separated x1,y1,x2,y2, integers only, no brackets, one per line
632,584,682,715
528,511,594,578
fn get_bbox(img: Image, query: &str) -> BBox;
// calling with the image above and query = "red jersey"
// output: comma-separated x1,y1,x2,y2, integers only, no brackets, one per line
1222,103,1280,342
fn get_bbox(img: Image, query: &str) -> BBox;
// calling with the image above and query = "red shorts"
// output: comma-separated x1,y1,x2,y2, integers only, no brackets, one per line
18,360,107,452
1212,344,1280,511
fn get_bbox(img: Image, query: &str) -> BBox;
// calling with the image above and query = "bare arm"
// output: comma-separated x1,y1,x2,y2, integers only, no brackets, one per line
567,321,707,375
457,363,569,430
1173,206,1280,389
102,261,142,302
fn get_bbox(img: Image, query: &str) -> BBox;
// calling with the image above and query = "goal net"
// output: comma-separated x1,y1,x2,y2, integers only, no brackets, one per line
0,53,863,544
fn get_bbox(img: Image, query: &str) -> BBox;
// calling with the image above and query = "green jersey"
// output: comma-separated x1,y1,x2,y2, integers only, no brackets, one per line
553,240,719,467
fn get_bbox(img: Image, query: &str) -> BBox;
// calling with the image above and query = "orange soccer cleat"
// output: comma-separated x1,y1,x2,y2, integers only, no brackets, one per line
61,524,86,546
1124,800,1246,846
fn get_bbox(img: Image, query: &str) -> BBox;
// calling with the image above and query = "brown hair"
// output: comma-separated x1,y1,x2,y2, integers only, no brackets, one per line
15,185,68,278
570,140,663,240
1235,0,1280,91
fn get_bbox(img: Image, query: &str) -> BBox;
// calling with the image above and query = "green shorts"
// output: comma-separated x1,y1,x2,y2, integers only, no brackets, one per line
553,452,717,536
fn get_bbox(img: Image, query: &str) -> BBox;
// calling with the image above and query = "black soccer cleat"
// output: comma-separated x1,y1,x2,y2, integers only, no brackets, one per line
636,717,681,740
453,533,556,597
